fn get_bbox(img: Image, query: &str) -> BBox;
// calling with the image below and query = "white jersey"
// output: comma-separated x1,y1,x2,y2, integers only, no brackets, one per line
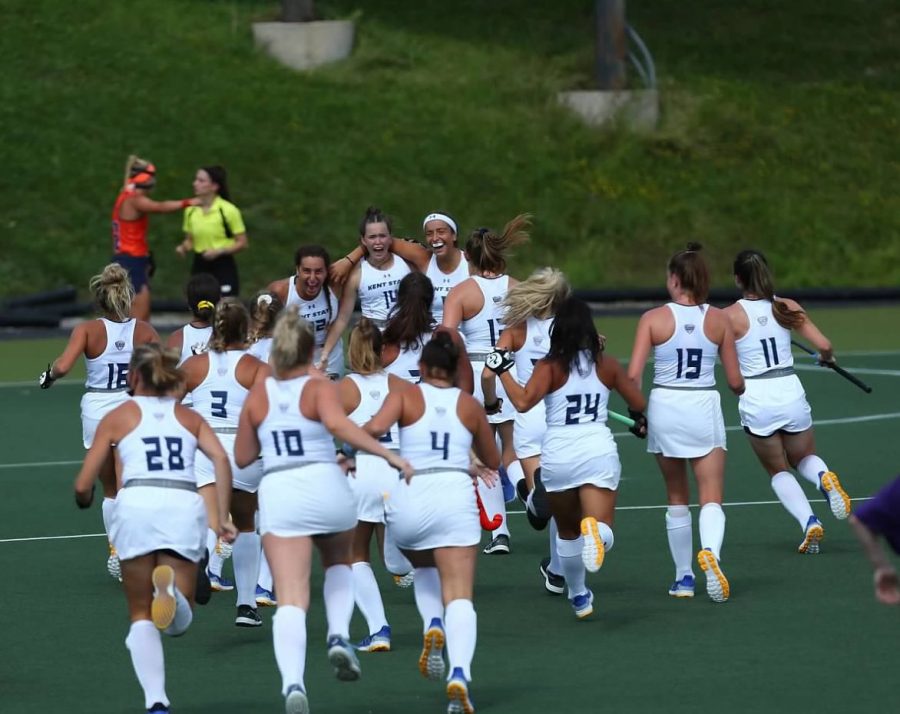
358,257,412,325
258,376,336,471
385,331,431,383
514,316,553,384
459,275,509,355
545,352,611,427
426,254,469,324
652,303,718,388
285,278,344,375
735,299,794,377
178,324,212,366
84,318,136,392
346,372,400,448
400,384,471,472
247,337,273,364
117,396,197,486
189,350,248,430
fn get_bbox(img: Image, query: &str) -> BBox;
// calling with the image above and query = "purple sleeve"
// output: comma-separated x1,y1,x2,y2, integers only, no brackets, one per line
854,475,900,555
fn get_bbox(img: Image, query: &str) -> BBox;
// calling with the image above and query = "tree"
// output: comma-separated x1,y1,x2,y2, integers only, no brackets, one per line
282,0,315,23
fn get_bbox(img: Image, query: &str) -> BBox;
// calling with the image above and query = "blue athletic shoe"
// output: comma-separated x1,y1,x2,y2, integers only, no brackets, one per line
798,515,824,554
570,590,594,619
208,571,234,592
668,574,695,598
446,667,475,714
326,635,361,681
255,584,277,607
356,624,391,652
418,617,446,681
499,465,515,503
285,684,309,714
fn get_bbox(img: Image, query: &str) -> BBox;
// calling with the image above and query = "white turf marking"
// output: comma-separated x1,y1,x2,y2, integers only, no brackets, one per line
0,533,106,544
0,459,81,470
0,380,82,389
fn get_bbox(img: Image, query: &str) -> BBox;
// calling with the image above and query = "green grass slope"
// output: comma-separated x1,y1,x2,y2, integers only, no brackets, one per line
2,0,898,298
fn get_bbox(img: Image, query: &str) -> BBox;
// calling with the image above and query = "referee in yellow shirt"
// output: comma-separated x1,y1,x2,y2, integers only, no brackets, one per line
176,166,248,296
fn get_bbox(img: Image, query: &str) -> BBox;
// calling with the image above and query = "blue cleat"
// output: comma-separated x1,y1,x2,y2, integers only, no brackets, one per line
418,617,446,681
327,635,361,681
570,589,594,619
147,704,169,713
356,624,391,652
668,574,695,598
446,667,475,714
284,684,309,714
798,515,824,554
208,571,234,592
255,584,277,607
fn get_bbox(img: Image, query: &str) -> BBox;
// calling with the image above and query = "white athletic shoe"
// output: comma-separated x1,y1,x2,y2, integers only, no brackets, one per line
697,549,730,603
151,565,177,630
819,471,851,520
798,516,824,554
107,544,122,583
580,517,606,573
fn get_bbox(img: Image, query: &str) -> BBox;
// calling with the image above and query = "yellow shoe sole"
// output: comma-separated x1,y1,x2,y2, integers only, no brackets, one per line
697,550,730,603
151,565,177,630
821,472,851,520
447,679,475,714
580,517,606,573
798,523,824,554
418,626,446,681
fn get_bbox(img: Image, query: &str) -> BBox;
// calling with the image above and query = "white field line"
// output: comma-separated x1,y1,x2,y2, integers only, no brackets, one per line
0,459,82,470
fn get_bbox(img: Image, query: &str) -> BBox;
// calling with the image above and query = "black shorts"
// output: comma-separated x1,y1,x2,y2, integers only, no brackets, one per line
191,253,239,296
112,254,150,293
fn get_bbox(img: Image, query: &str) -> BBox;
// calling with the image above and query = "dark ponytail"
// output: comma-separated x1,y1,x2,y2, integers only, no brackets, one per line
667,242,710,303
186,273,221,322
421,330,459,379
546,297,601,376
733,249,805,329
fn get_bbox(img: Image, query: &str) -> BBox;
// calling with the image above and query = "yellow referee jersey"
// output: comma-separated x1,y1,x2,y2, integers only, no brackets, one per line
182,197,246,252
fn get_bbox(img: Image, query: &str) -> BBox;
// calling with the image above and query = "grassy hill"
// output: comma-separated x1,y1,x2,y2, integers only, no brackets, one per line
2,0,898,298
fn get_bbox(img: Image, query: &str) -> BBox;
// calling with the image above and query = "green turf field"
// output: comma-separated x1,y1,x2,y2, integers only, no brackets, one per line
3,308,899,713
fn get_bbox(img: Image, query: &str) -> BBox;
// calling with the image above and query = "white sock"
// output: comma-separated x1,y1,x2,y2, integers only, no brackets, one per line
444,599,477,681
771,471,815,529
666,506,694,579
548,519,562,574
555,535,587,598
478,478,509,537
506,460,525,490
323,565,354,640
232,531,261,607
413,567,444,631
273,606,307,695
207,529,225,577
384,527,413,575
699,503,726,561
125,620,168,709
258,548,274,592
101,497,116,537
596,521,615,552
163,588,193,637
352,562,388,634
796,455,829,487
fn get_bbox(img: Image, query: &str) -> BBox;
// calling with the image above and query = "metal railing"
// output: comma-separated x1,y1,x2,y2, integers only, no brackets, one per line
627,24,656,89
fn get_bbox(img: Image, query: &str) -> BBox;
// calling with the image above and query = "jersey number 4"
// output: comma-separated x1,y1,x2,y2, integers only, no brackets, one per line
431,431,450,460
142,437,185,471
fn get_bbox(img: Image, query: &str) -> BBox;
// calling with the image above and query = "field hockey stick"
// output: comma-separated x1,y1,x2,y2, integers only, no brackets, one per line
609,410,636,428
474,481,503,531
791,339,873,393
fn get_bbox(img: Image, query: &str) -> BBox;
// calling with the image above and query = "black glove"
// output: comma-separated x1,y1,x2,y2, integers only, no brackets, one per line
485,349,515,375
39,363,56,389
75,483,95,510
628,409,648,439
484,397,504,416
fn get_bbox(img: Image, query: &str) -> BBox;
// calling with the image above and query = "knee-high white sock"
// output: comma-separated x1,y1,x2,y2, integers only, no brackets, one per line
596,521,615,553
413,566,444,631
163,588,193,637
699,503,726,561
478,478,509,537
555,535,587,598
384,527,413,575
771,471,815,529
444,599,477,681
101,497,116,538
207,529,225,577
232,531,261,607
506,460,525,488
666,506,694,579
125,620,168,709
323,565,354,640
548,519,562,573
796,455,829,487
258,548,273,592
352,562,388,634
273,605,307,695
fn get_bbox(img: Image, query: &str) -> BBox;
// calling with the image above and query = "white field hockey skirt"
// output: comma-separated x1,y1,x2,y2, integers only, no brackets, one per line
258,463,357,538
541,424,621,492
110,485,206,562
80,391,130,448
472,359,515,425
349,453,398,524
647,387,726,458
739,374,812,437
514,402,546,460
386,471,480,550
195,433,263,493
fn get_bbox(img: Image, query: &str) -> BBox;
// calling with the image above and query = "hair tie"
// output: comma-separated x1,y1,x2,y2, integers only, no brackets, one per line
197,300,214,310
257,294,273,307
423,212,458,235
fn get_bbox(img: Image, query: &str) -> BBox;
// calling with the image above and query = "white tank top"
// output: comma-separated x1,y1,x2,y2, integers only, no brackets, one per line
117,396,197,486
190,350,249,430
426,254,469,324
358,257,411,324
735,299,794,377
459,275,509,355
247,337,273,364
178,324,212,366
258,376,336,471
285,278,344,375
514,316,553,384
400,383,471,471
384,331,432,383
84,318,137,391
544,352,611,427
346,372,400,448
652,304,718,388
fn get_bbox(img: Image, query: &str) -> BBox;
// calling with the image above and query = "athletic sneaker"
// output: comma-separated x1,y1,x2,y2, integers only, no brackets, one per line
819,471,851,520
418,617,446,681
539,556,565,595
356,625,391,652
255,584,277,607
499,465,516,503
147,704,170,713
107,543,122,582
798,516,824,554
580,517,606,572
235,604,263,627
214,537,233,560
151,565,177,631
284,684,309,714
525,471,551,530
208,571,235,591
667,574,695,598
393,572,415,588
447,667,475,714
326,635,362,681
195,549,211,606
697,548,730,603
483,534,510,555
516,478,529,505
570,590,594,619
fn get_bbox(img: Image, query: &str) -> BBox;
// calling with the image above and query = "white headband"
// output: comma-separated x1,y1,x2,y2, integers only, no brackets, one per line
422,213,457,235
257,294,273,307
